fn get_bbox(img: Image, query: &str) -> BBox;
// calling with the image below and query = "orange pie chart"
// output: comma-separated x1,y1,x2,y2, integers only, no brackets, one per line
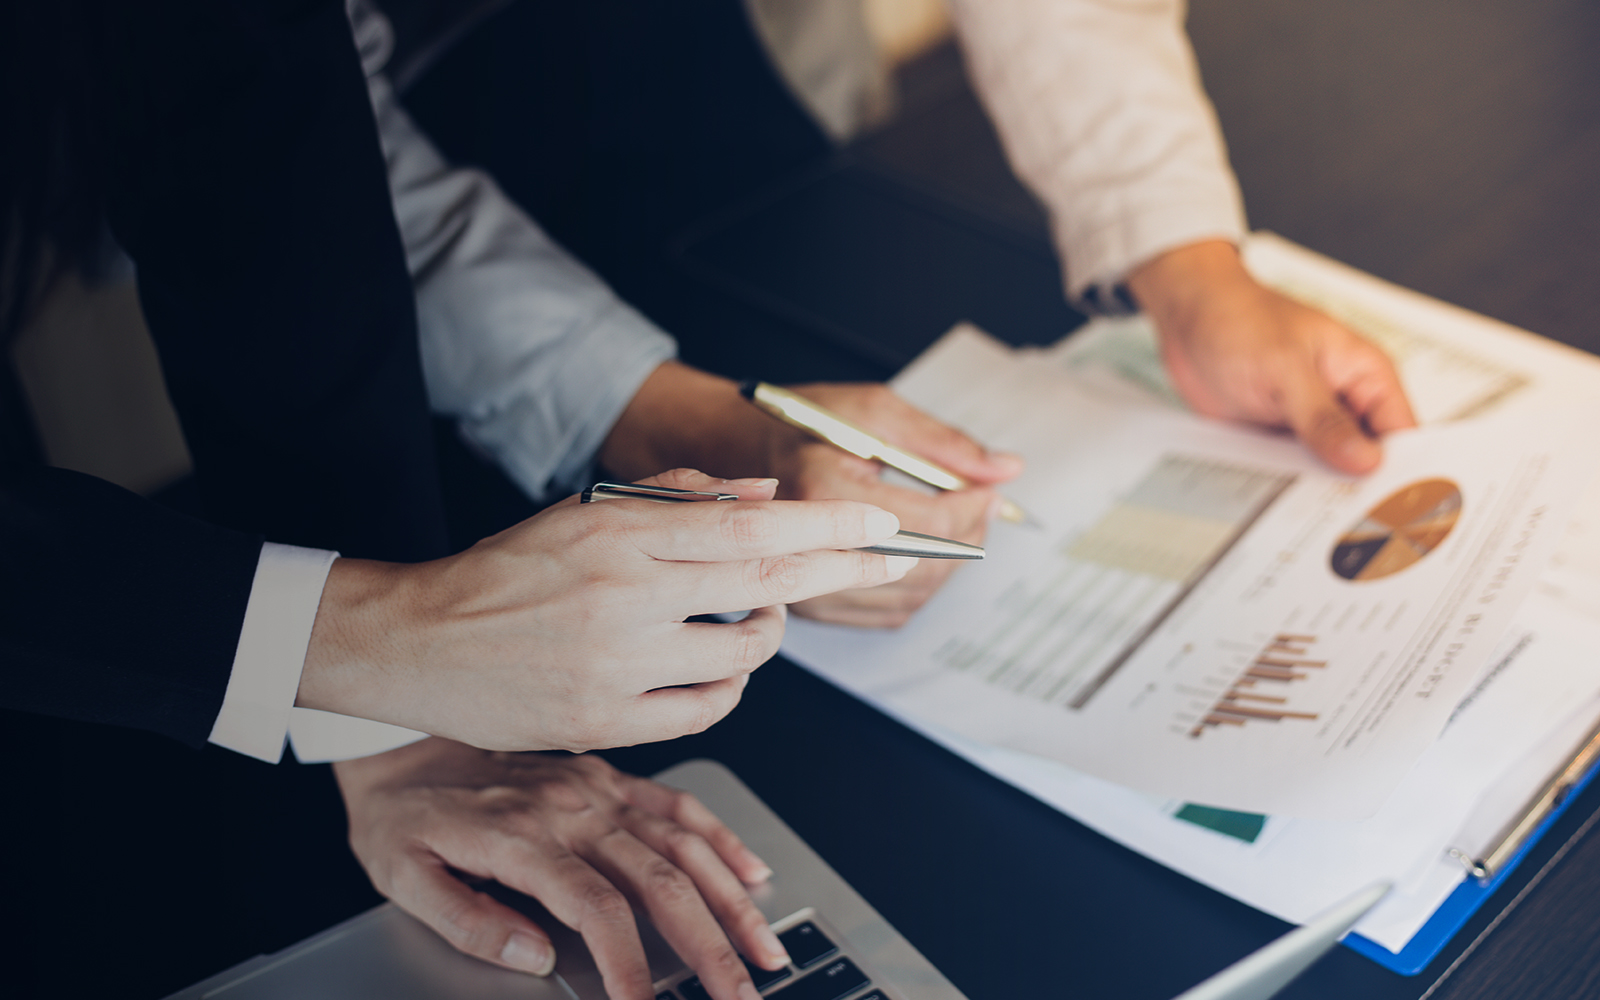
1331,478,1462,582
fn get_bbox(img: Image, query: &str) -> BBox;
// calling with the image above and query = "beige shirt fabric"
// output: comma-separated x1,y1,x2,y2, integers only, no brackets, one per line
947,0,1247,301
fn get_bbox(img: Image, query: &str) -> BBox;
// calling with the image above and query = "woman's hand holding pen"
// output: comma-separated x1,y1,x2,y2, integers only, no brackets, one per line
294,469,914,751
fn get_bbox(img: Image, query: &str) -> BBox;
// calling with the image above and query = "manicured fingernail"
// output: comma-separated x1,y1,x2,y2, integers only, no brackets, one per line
883,555,918,577
501,930,555,976
729,477,779,487
745,860,774,884
864,508,900,538
739,982,763,1000
757,924,789,966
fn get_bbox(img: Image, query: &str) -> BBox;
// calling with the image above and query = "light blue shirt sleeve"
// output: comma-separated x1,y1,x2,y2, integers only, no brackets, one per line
351,0,677,505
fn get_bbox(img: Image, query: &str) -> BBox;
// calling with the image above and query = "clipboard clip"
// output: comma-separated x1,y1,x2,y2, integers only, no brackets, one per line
1445,718,1600,884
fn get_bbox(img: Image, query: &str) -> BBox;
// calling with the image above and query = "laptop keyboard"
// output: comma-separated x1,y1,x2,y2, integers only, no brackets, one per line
656,913,889,1000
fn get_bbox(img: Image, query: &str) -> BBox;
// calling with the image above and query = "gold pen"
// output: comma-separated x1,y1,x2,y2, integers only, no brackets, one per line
739,381,1036,526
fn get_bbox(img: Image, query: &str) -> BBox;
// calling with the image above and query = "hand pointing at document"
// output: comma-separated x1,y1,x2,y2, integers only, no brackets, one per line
295,469,914,752
1130,241,1418,473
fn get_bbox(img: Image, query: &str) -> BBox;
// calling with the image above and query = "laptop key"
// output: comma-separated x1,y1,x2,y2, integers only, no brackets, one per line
777,922,839,969
677,958,792,1000
747,959,795,990
766,957,869,1000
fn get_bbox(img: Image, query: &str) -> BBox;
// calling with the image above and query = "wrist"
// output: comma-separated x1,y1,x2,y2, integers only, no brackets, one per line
599,361,779,480
1127,240,1259,337
297,556,420,724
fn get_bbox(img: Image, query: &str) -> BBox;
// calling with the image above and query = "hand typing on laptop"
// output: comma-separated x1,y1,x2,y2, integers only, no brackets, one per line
333,741,783,1000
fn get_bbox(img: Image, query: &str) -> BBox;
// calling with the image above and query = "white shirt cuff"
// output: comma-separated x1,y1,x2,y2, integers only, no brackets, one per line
287,708,428,763
207,543,339,763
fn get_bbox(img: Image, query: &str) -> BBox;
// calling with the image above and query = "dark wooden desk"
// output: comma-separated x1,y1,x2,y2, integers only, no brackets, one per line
8,2,1599,998
645,2,1600,997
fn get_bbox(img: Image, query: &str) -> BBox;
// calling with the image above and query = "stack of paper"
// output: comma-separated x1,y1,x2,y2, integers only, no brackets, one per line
780,234,1600,962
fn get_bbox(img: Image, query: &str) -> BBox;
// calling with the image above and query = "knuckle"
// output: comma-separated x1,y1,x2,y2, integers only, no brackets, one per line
437,895,505,959
577,880,634,926
660,826,710,862
748,553,805,604
720,505,782,551
729,619,780,670
663,789,698,823
641,859,698,904
1307,404,1357,441
700,944,749,982
684,685,740,736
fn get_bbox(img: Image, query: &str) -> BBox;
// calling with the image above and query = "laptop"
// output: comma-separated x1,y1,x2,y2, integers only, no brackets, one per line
163,759,1387,1000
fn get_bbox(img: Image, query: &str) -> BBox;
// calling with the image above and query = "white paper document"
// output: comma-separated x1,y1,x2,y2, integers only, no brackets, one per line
782,233,1600,951
785,234,1600,819
789,327,1594,819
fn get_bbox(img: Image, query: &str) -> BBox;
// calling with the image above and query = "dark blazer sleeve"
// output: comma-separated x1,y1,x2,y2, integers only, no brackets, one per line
1,468,262,746
98,0,451,563
0,0,455,745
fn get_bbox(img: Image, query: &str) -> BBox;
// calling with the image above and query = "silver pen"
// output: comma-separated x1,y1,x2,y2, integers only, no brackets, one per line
580,481,984,560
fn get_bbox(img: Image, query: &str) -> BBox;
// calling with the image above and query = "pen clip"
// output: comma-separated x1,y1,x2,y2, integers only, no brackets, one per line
581,482,740,504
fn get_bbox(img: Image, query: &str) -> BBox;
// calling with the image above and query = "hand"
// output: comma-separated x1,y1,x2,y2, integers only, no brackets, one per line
297,469,914,750
599,364,1022,628
1128,241,1417,473
762,382,1022,627
334,739,784,1000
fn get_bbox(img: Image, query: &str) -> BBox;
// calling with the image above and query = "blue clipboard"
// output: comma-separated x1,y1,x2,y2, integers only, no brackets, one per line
1342,751,1600,974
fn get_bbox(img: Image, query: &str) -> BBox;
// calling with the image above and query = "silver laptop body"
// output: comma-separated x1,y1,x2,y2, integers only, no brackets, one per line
164,759,1385,1000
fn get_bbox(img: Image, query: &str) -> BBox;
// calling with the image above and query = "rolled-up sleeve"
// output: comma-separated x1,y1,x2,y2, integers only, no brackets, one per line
948,0,1248,302
350,1,676,504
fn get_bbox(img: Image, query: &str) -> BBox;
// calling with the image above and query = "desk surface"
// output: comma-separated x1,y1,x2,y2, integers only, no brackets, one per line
8,2,1600,998
656,0,1600,996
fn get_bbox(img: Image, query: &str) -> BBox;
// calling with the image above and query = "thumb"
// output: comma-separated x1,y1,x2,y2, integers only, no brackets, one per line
1278,360,1382,475
393,852,558,976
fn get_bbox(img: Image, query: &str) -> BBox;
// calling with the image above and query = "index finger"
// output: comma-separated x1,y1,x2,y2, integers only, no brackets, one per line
1277,358,1383,475
618,498,902,562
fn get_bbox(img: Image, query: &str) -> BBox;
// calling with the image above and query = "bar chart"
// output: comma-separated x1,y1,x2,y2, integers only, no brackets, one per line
1189,633,1324,737
934,453,1296,709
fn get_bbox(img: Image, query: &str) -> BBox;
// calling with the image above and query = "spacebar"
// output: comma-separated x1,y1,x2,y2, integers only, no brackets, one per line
766,957,869,1000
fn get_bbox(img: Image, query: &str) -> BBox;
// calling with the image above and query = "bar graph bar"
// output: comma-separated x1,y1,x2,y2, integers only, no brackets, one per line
934,453,1296,709
1190,634,1324,737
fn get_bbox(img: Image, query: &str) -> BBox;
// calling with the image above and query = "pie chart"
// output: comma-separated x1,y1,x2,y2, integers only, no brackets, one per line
1331,478,1462,582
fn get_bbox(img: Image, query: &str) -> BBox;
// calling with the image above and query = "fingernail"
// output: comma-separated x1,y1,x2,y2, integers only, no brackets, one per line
883,555,918,577
729,477,779,487
739,982,763,1000
501,930,555,976
756,924,789,966
864,508,900,538
745,860,774,884
986,450,1025,475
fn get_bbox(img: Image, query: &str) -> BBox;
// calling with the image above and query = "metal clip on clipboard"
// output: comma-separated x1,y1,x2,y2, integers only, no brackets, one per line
1448,718,1600,883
